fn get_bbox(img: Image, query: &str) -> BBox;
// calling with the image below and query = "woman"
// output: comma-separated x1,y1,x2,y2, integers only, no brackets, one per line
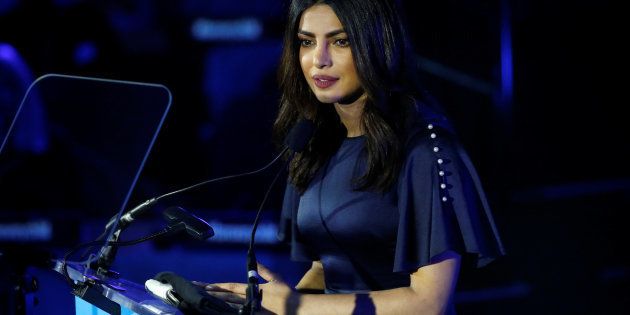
201,0,505,313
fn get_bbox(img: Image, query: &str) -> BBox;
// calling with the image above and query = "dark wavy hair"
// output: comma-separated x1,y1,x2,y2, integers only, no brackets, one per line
274,0,428,193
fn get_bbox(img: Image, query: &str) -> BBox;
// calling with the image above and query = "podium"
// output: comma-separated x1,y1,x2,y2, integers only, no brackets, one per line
55,260,183,315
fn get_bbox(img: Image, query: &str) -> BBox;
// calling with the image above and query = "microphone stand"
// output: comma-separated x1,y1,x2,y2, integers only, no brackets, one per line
239,120,313,314
94,198,158,276
64,206,215,314
63,224,185,315
240,167,286,315
241,250,262,315
94,229,122,278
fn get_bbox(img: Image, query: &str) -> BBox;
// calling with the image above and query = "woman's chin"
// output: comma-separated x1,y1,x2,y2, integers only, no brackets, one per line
313,93,340,104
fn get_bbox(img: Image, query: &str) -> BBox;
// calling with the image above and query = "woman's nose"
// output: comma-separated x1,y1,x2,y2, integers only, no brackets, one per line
313,44,332,69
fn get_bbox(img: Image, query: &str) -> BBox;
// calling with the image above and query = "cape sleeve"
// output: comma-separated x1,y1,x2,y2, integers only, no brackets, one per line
277,181,319,262
394,124,506,273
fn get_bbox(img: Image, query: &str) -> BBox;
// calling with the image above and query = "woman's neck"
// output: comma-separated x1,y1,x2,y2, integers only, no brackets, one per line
334,94,367,137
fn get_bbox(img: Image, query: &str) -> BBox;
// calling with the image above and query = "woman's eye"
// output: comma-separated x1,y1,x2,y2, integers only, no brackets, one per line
300,39,313,47
334,39,350,47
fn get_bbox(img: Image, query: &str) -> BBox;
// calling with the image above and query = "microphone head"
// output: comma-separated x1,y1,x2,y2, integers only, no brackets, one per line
163,206,214,240
285,119,315,152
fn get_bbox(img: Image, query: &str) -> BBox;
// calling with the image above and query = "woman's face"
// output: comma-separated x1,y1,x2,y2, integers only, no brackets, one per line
298,4,363,104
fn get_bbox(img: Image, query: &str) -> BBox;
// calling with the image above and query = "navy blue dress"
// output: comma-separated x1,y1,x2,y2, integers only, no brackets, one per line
278,114,505,294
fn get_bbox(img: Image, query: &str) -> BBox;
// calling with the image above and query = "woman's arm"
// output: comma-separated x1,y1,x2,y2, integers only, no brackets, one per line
205,251,460,315
293,252,460,315
295,261,325,292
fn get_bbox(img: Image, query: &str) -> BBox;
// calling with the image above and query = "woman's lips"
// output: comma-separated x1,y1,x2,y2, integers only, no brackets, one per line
313,75,338,89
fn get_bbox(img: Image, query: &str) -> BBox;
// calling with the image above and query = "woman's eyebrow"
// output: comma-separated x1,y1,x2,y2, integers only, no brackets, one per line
298,29,346,37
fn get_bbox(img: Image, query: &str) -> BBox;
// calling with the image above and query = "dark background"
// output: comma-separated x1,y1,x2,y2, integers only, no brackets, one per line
1,0,628,314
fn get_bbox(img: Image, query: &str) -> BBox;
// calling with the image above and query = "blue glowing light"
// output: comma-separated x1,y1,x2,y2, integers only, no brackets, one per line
500,0,514,107
206,220,278,245
73,41,98,66
0,220,53,241
191,18,263,41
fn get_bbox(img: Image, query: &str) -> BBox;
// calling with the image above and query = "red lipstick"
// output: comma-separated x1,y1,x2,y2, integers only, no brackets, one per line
313,75,338,89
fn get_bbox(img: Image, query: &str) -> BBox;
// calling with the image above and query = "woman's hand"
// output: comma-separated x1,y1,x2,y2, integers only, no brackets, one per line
194,263,297,314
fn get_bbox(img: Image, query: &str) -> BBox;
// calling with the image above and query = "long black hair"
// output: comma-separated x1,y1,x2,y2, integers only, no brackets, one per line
274,0,430,193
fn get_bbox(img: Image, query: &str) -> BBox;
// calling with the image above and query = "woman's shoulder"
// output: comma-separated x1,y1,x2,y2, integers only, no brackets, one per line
403,102,460,160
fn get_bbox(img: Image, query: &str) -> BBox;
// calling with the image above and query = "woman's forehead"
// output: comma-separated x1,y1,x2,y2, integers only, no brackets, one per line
298,4,344,33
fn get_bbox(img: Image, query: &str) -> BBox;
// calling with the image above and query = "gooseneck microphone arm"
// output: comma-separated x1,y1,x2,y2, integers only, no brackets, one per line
241,168,285,315
102,118,313,243
156,147,288,201
102,147,288,237
94,146,290,271
241,119,315,315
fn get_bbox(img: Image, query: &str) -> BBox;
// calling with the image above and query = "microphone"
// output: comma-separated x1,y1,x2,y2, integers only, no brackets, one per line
284,119,315,152
162,206,214,240
241,119,314,314
95,119,315,271
103,120,315,235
